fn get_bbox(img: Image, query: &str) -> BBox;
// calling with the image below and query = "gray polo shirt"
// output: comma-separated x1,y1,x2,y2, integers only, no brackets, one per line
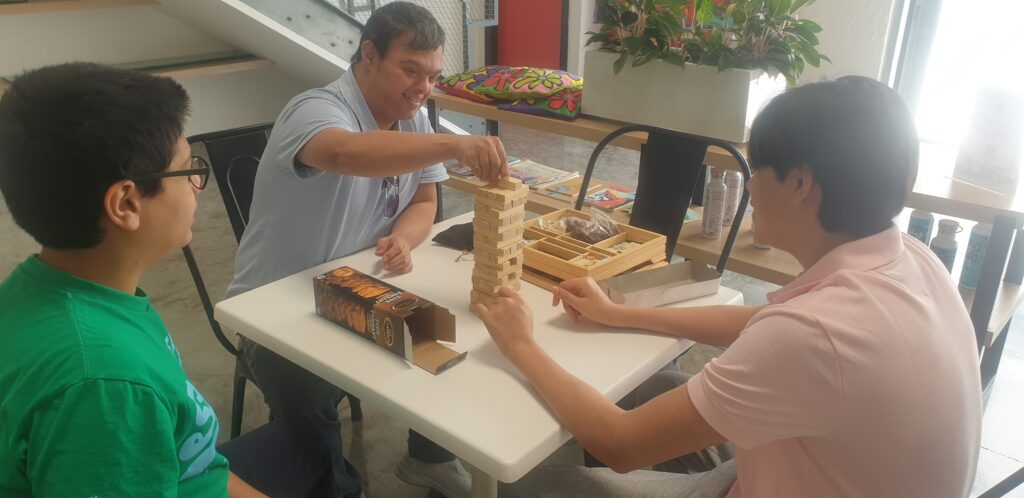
226,70,448,298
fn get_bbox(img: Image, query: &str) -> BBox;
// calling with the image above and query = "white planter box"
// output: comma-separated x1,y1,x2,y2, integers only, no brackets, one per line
582,50,786,142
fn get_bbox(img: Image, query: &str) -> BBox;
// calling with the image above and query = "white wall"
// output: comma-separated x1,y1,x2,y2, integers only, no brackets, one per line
0,7,233,76
565,0,901,84
179,67,309,136
0,5,315,136
798,0,901,83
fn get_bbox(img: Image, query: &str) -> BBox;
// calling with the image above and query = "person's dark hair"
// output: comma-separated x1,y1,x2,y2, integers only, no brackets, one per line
748,75,919,238
0,62,190,249
350,2,445,64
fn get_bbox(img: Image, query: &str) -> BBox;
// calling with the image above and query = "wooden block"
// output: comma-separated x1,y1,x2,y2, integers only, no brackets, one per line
474,209,525,230
470,289,497,307
474,218,524,237
474,204,523,222
475,193,527,211
472,277,521,295
496,177,522,190
473,255,523,275
474,245,524,265
473,268,522,286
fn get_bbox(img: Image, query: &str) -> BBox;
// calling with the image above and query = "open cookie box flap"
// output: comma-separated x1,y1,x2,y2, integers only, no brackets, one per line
404,306,465,375
599,261,721,308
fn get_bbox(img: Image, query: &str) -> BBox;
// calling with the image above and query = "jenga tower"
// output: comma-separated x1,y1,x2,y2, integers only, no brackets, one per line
471,177,529,307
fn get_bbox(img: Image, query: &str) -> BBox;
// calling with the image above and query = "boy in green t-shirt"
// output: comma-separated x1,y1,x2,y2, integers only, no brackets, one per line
0,63,339,497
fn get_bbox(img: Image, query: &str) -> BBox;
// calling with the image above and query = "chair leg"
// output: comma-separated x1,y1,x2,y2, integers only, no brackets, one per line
230,371,247,439
349,394,363,422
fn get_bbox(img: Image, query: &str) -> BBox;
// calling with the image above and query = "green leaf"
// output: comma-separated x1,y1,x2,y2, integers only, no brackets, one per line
790,0,814,13
789,24,819,45
794,19,823,33
623,36,645,53
613,51,629,74
696,0,714,25
768,0,791,19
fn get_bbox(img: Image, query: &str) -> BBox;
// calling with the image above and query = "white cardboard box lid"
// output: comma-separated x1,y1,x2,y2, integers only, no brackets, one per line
600,261,721,308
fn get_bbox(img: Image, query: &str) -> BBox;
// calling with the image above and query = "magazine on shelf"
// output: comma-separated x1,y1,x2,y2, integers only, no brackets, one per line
509,159,577,189
537,177,603,201
619,204,701,224
584,185,636,210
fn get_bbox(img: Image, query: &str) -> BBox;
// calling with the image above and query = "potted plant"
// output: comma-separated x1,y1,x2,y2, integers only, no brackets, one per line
583,0,829,142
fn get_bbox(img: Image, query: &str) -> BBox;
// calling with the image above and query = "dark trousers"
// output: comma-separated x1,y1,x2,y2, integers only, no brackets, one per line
240,338,455,494
218,419,341,498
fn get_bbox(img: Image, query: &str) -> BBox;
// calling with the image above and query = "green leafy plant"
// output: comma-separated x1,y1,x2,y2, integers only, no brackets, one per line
587,0,830,86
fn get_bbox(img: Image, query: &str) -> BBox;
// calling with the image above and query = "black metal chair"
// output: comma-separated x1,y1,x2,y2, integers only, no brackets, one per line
182,123,364,439
575,124,752,272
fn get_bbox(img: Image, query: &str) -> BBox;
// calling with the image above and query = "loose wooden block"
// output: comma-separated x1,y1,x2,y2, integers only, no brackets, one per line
473,268,522,286
495,177,523,190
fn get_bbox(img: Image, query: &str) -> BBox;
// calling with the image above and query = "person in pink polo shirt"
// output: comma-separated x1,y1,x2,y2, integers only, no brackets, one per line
474,75,983,498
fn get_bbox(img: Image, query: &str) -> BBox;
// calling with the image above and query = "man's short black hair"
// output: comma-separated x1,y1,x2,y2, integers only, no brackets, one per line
748,75,919,238
350,2,445,64
0,62,190,250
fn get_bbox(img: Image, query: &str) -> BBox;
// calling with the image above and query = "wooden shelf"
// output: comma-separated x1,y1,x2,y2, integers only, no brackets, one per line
430,91,744,172
0,0,157,15
147,57,274,80
960,283,1024,347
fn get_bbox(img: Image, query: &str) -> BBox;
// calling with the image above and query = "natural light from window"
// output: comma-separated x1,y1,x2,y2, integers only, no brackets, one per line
916,0,1024,148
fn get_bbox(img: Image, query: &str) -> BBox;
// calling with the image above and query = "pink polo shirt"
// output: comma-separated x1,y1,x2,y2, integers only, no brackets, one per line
689,225,982,498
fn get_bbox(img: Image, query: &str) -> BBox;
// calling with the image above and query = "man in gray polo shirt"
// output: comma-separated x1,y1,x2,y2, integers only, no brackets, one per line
227,3,508,497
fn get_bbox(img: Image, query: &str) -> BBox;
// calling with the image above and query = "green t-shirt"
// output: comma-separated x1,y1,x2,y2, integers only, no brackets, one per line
0,256,229,497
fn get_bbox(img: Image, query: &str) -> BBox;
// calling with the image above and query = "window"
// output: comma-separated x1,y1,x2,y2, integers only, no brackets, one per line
895,0,1024,148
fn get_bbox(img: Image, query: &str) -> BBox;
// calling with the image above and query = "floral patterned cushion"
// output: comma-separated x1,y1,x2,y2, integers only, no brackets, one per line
434,65,513,103
474,66,583,100
497,89,582,120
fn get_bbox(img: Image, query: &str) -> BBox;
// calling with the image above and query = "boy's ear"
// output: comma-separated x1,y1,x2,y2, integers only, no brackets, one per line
788,165,821,208
103,180,142,232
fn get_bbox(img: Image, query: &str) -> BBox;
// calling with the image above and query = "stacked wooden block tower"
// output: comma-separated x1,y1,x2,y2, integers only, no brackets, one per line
471,177,529,306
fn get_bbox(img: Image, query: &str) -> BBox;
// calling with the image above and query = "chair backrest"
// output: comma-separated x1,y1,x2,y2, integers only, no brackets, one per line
188,123,273,243
575,125,751,273
183,123,272,357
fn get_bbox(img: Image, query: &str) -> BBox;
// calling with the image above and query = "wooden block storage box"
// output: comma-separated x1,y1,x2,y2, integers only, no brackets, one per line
522,209,667,289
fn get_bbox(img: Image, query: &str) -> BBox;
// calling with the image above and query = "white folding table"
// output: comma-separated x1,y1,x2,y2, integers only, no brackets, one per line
215,212,743,497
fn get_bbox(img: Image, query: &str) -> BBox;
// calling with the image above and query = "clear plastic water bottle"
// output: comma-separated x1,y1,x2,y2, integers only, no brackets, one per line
907,209,934,244
723,170,743,226
751,216,770,249
959,223,991,288
929,219,961,272
701,169,726,239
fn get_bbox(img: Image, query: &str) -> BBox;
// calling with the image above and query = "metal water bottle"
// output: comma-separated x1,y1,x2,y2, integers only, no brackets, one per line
723,170,743,226
959,223,992,288
907,209,935,244
929,219,961,272
701,169,727,239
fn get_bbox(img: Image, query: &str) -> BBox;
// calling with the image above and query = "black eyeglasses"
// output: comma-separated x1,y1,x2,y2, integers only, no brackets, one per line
136,156,211,190
382,176,399,219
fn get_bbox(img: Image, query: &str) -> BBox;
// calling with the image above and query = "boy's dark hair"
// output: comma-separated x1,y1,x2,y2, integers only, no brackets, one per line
350,2,445,64
748,75,919,238
0,62,190,249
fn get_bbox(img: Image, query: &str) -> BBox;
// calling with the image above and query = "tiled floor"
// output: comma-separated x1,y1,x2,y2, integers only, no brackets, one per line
1,123,1021,496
